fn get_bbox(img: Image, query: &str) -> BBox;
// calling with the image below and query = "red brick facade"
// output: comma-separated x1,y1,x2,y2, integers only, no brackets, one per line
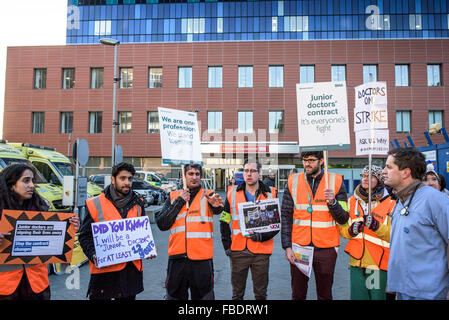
4,39,449,159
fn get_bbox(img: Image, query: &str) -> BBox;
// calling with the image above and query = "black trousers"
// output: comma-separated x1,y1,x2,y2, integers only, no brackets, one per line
165,258,214,300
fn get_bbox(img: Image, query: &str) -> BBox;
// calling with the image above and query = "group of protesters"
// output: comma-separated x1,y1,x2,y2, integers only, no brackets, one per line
0,147,448,301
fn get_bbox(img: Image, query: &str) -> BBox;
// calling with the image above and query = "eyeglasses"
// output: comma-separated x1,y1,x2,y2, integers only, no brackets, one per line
360,174,371,179
243,169,259,174
302,158,320,164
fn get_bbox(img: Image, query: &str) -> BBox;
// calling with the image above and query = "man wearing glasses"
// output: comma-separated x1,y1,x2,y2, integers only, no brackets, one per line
220,159,278,300
281,151,349,300
382,147,449,300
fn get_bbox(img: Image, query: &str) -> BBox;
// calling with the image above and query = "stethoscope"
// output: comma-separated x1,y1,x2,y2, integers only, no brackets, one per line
398,183,420,216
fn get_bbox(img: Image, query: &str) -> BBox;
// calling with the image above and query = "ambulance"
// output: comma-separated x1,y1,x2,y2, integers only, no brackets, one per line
0,141,70,212
8,143,103,197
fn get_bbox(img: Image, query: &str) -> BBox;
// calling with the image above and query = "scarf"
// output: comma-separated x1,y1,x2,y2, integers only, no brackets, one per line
394,180,423,204
354,184,385,203
108,183,134,210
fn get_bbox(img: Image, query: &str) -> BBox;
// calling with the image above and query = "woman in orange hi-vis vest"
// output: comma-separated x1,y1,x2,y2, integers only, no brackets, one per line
340,165,395,300
0,164,79,300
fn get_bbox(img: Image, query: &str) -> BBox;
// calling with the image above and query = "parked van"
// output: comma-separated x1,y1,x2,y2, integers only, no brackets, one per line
135,170,176,192
8,143,102,197
0,141,70,212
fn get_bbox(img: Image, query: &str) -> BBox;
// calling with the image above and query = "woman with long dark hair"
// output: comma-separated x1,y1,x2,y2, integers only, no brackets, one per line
0,163,79,300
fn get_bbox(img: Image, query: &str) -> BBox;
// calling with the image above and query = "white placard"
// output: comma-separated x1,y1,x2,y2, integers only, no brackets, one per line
355,129,390,156
12,220,67,256
158,107,203,165
237,198,281,237
353,104,388,132
92,216,156,268
355,81,387,109
292,243,314,278
296,81,350,150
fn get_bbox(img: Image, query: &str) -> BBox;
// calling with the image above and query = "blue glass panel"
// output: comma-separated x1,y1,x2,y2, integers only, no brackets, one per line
89,6,94,19
235,18,241,32
254,17,259,32
218,2,223,17
259,2,265,16
194,3,199,18
164,19,169,34
241,17,247,32
248,17,254,32
247,1,253,16
229,2,235,17
158,19,164,34
229,17,235,32
140,19,146,34
188,3,194,17
152,4,157,18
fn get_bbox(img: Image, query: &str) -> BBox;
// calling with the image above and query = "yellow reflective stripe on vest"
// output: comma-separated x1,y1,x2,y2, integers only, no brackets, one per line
186,216,213,223
293,219,336,228
92,195,104,222
170,226,186,235
186,232,213,239
291,173,300,206
200,192,207,223
352,233,390,248
294,204,329,211
176,212,187,221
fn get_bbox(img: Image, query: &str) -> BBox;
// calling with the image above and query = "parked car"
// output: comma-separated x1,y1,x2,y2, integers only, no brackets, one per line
135,170,177,192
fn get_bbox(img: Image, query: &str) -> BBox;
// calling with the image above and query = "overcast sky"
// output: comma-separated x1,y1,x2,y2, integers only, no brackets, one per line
0,0,67,139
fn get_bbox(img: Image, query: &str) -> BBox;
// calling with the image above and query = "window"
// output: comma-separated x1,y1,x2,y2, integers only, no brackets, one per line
118,111,132,134
395,65,409,86
179,67,192,88
429,110,443,128
269,66,283,87
120,67,133,88
208,67,222,88
409,14,422,30
331,65,346,82
94,20,112,36
272,17,278,32
427,64,442,86
207,111,222,133
62,68,75,89
300,65,314,83
238,111,253,133
60,112,73,134
286,16,309,32
363,65,377,83
238,66,253,88
32,161,55,184
34,68,46,89
89,111,102,133
90,67,104,89
147,111,159,134
217,17,223,33
149,67,162,88
31,112,44,133
396,110,411,133
269,111,284,134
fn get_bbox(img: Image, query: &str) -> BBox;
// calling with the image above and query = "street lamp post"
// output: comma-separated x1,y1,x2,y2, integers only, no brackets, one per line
99,38,120,167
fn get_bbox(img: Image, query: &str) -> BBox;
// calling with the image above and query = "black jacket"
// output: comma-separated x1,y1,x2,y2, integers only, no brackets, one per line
156,187,224,259
78,186,146,299
280,171,349,249
220,180,279,252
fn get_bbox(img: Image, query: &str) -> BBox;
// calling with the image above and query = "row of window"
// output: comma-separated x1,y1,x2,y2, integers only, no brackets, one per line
31,110,284,134
33,63,444,90
30,109,443,134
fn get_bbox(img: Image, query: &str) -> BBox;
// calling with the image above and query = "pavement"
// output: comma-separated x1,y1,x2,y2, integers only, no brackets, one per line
49,191,350,300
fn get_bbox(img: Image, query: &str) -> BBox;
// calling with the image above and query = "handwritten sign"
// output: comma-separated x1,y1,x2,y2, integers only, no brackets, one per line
355,129,390,156
353,104,388,132
158,107,203,165
91,216,156,268
296,81,350,151
355,81,387,109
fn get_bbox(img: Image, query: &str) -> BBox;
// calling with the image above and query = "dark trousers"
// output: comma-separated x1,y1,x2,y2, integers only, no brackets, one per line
290,247,337,300
230,249,270,300
165,258,214,300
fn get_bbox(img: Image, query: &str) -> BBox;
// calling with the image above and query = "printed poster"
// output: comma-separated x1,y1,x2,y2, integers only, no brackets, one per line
92,216,157,268
237,198,281,237
292,243,314,278
296,81,350,151
0,210,76,265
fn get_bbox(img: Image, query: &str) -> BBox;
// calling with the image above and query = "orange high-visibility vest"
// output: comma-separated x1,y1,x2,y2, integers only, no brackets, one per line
228,185,277,254
288,172,343,248
85,193,143,274
0,263,49,296
344,196,395,271
168,189,214,260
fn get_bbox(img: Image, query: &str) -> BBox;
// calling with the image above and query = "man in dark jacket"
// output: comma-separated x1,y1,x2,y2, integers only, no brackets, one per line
220,159,279,300
79,162,148,300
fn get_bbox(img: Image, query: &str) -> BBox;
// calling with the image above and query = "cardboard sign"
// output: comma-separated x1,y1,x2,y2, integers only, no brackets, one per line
237,198,281,237
353,105,388,132
355,129,390,156
355,81,387,109
91,216,156,268
0,210,76,265
158,107,203,165
296,81,350,151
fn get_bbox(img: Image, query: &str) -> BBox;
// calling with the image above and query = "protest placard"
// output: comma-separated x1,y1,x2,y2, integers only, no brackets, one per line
355,129,390,156
355,81,387,109
91,216,156,268
237,199,280,237
296,81,350,151
158,107,202,166
354,104,388,132
0,210,76,265
292,243,314,278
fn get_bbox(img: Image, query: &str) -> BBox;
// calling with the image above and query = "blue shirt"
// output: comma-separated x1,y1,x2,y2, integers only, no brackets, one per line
245,190,256,202
388,185,449,300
